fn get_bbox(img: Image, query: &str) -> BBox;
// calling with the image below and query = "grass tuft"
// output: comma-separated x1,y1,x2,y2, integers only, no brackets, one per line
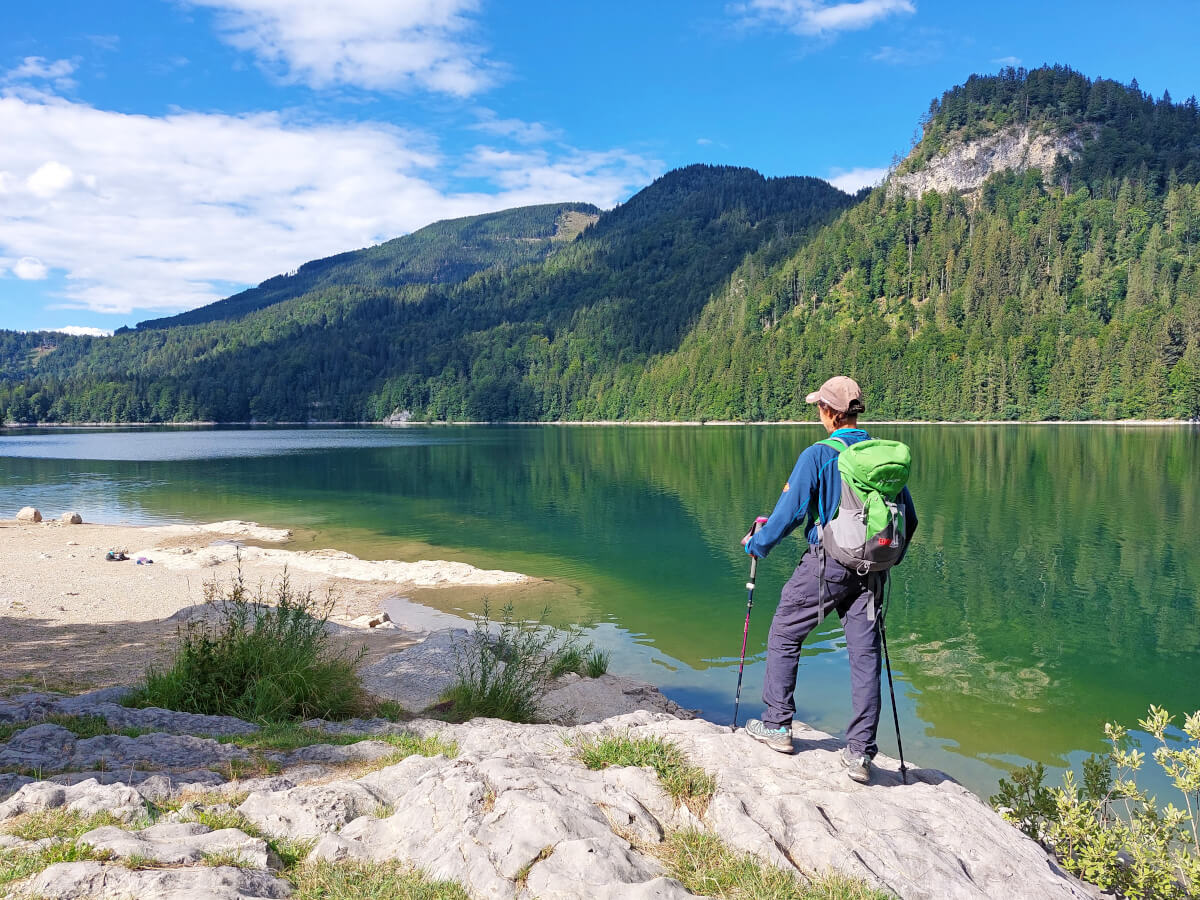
575,733,716,815
1,809,134,842
127,565,365,724
287,860,471,899
438,602,609,724
657,830,892,900
583,647,610,678
0,842,113,888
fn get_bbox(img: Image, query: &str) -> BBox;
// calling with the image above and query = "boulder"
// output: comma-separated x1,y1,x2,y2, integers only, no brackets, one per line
358,628,468,712
60,511,83,524
16,506,42,523
539,673,697,725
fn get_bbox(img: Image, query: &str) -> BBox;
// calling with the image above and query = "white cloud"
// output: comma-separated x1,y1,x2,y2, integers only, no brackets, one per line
0,93,660,318
992,55,1022,67
5,57,78,91
826,166,888,192
470,109,559,144
26,161,76,197
188,0,496,95
12,257,49,280
47,326,112,337
733,0,915,35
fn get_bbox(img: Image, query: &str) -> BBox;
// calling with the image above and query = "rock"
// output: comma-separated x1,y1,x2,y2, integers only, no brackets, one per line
60,511,83,524
16,506,42,523
25,861,292,899
276,739,397,768
79,821,277,868
522,839,692,900
348,611,391,629
237,781,388,840
889,124,1088,199
358,628,468,712
539,674,697,725
0,773,34,802
0,723,251,775
301,712,1091,900
0,778,145,822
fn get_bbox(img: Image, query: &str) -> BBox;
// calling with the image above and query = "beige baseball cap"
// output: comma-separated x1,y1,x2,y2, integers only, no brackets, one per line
805,375,865,414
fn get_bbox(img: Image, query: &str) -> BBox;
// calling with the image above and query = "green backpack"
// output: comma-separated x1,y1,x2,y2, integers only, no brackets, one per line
817,436,912,574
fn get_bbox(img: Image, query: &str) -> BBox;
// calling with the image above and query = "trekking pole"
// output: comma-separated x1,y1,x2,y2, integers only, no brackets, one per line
732,516,769,728
878,579,909,784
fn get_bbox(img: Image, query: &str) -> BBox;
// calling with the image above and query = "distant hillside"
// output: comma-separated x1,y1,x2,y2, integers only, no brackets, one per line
4,67,1199,424
136,202,600,329
0,165,851,422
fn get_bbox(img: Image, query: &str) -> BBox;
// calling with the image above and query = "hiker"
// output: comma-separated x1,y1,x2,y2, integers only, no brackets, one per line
740,375,917,784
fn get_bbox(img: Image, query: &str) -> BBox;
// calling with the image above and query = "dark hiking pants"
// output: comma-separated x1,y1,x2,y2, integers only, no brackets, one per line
761,549,884,758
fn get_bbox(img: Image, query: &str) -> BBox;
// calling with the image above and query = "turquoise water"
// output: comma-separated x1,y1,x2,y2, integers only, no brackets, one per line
2,423,1198,797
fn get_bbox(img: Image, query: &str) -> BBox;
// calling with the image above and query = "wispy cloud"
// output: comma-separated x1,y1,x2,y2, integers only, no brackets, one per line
0,91,660,318
46,326,112,337
470,109,559,144
187,0,497,95
826,166,888,192
872,41,941,65
4,57,78,91
732,0,915,36
992,55,1022,67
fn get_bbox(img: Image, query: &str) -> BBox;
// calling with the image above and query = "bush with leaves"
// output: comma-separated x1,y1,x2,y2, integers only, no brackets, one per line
992,706,1200,899
130,565,365,723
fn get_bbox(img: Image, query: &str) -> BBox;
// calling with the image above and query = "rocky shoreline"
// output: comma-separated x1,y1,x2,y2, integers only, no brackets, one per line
0,515,1099,898
0,668,1096,900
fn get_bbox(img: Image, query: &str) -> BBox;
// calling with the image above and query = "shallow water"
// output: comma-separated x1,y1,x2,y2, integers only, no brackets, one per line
2,423,1197,797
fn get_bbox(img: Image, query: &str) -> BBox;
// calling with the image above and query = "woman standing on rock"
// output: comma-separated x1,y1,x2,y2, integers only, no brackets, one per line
740,376,918,784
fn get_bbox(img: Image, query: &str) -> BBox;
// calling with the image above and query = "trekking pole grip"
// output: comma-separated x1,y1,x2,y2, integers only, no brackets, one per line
747,516,768,584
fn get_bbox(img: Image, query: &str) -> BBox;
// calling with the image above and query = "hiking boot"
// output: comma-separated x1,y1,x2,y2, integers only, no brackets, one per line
841,747,871,783
744,719,794,753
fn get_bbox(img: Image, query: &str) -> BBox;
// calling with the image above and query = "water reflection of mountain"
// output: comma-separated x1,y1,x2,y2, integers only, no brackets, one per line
3,424,1198,772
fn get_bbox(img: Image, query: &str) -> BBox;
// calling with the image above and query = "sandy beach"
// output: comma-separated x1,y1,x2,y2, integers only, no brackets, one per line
0,517,531,692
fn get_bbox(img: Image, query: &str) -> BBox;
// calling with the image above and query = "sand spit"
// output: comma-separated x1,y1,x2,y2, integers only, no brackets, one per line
0,517,529,690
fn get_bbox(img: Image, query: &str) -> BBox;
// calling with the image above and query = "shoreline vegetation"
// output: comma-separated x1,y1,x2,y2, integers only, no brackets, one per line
3,418,1198,428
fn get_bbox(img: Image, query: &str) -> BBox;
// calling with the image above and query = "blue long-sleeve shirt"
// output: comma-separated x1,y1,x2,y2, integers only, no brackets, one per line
746,427,917,559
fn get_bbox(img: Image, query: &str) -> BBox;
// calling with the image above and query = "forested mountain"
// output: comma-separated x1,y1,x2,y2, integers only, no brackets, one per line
134,202,600,330
2,66,1199,423
0,165,851,422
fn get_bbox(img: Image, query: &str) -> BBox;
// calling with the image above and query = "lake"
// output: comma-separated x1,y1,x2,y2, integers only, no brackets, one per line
2,423,1197,798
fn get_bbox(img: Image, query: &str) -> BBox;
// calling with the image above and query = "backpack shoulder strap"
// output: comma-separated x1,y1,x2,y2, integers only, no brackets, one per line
814,436,847,524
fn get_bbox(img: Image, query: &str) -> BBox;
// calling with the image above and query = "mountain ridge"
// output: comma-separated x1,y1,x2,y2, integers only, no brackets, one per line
2,66,1199,424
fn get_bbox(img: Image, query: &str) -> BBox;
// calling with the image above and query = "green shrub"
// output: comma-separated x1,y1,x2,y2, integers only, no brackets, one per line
439,602,596,724
991,706,1200,899
129,566,364,723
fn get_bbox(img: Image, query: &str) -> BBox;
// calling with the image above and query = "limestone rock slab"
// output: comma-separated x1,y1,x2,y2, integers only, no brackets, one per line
237,782,387,840
79,822,276,869
24,861,292,899
0,778,145,822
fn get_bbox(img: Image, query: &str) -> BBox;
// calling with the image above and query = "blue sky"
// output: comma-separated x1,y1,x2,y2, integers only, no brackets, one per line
1,1,1197,334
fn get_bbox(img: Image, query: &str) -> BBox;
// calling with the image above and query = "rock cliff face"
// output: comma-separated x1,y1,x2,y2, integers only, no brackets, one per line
889,125,1086,198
